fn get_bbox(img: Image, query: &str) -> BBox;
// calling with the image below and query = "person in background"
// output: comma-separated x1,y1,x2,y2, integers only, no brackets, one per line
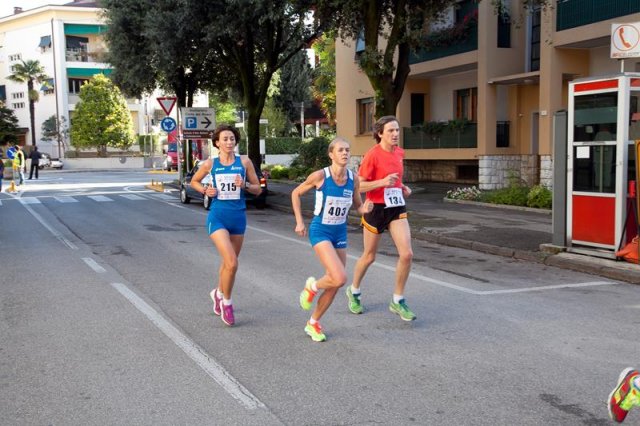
346,115,417,321
28,146,42,180
608,367,640,423
292,137,372,342
190,124,262,327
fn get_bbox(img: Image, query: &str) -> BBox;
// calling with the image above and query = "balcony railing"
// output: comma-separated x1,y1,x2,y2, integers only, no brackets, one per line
66,48,108,63
403,123,477,149
556,0,640,31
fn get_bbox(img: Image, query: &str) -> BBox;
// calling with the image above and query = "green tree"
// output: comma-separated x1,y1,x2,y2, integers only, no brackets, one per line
0,102,20,146
103,0,221,108
311,33,336,127
273,50,313,125
70,74,136,156
7,59,50,145
41,115,69,158
104,0,324,169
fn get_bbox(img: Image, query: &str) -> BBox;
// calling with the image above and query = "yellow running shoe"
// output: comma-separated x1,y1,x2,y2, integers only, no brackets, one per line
304,321,326,342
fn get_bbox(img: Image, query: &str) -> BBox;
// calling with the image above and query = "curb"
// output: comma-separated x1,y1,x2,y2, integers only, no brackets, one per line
443,198,552,215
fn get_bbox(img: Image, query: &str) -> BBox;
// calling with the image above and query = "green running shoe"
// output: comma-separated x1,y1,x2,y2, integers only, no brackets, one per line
304,321,326,342
299,277,317,311
345,286,363,314
389,299,416,321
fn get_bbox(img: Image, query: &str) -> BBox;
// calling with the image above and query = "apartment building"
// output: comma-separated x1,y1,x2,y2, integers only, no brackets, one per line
335,0,640,189
0,1,150,156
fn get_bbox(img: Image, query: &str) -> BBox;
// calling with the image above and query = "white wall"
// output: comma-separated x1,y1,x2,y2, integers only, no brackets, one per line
429,70,477,121
589,46,640,76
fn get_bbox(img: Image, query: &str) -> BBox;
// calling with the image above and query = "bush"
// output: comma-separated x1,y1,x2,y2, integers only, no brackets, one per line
527,185,552,209
268,165,290,180
290,136,330,170
480,186,529,206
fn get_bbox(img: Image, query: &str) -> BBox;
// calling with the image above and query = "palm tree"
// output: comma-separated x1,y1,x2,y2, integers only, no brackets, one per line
8,60,50,146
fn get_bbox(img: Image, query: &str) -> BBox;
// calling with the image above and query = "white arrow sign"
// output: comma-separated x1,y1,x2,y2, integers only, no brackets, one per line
180,107,216,138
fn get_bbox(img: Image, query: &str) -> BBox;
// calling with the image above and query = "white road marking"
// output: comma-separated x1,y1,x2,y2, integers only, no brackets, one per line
110,282,266,411
247,225,621,295
120,194,145,200
18,201,78,250
54,196,78,203
82,257,106,273
149,193,175,200
19,197,40,204
88,195,113,202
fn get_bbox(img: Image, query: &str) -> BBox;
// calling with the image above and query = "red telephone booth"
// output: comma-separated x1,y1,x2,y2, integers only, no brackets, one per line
567,73,640,256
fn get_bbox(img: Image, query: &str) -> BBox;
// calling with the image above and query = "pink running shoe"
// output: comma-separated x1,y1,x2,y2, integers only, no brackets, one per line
210,288,222,316
220,303,235,326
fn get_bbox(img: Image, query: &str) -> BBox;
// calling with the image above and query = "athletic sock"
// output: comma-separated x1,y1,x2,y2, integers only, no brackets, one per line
222,298,232,306
350,285,361,295
392,294,404,304
309,281,318,292
309,317,318,325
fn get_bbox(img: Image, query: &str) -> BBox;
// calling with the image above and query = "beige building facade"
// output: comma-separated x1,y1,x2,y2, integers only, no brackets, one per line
335,0,640,189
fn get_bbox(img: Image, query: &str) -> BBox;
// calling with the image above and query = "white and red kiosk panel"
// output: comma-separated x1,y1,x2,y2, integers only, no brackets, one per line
567,74,640,254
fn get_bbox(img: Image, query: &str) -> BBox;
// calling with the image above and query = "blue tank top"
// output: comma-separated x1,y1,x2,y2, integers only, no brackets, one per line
210,156,246,210
311,167,354,226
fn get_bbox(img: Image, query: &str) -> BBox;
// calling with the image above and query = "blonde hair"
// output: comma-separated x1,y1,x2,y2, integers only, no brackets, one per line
327,136,350,154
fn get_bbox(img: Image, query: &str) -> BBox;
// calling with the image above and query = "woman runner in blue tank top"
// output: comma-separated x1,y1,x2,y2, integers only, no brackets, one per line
190,124,262,327
291,137,372,342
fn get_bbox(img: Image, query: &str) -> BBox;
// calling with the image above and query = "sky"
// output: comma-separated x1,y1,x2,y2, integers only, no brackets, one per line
0,1,70,19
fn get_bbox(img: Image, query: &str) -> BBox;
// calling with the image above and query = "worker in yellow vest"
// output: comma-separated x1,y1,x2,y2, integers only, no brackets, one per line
12,145,25,185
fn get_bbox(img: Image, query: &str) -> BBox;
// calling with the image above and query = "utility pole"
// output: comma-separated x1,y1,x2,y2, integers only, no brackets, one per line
300,102,305,138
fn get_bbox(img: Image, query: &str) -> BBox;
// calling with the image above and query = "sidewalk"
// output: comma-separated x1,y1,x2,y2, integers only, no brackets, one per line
265,181,640,284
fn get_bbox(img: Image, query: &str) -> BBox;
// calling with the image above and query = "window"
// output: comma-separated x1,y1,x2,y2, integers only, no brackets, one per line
455,88,477,122
410,94,425,126
8,53,22,61
11,92,24,99
357,98,374,134
68,78,89,94
354,30,365,60
529,6,541,72
12,102,25,109
573,93,617,142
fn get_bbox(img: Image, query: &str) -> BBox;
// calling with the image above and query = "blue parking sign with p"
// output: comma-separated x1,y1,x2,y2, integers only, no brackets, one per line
185,116,197,129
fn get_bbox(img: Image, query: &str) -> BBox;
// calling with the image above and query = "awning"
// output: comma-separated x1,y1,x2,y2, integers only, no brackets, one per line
64,23,105,35
488,71,540,85
39,35,51,48
66,68,113,78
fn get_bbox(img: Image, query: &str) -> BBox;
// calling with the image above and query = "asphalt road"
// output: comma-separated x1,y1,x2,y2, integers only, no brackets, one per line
1,170,639,425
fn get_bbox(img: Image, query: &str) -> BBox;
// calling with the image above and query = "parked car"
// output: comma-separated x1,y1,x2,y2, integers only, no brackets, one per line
39,153,51,169
180,161,268,210
163,142,178,171
50,158,64,169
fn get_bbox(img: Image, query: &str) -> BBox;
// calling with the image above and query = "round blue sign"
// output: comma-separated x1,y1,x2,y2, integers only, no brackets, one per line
161,117,177,133
6,146,16,160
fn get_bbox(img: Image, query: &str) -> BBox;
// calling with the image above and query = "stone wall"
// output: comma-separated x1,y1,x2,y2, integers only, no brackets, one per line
540,155,553,189
479,155,540,190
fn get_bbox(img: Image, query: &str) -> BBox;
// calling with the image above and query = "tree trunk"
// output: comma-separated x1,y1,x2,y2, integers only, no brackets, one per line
28,80,36,146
